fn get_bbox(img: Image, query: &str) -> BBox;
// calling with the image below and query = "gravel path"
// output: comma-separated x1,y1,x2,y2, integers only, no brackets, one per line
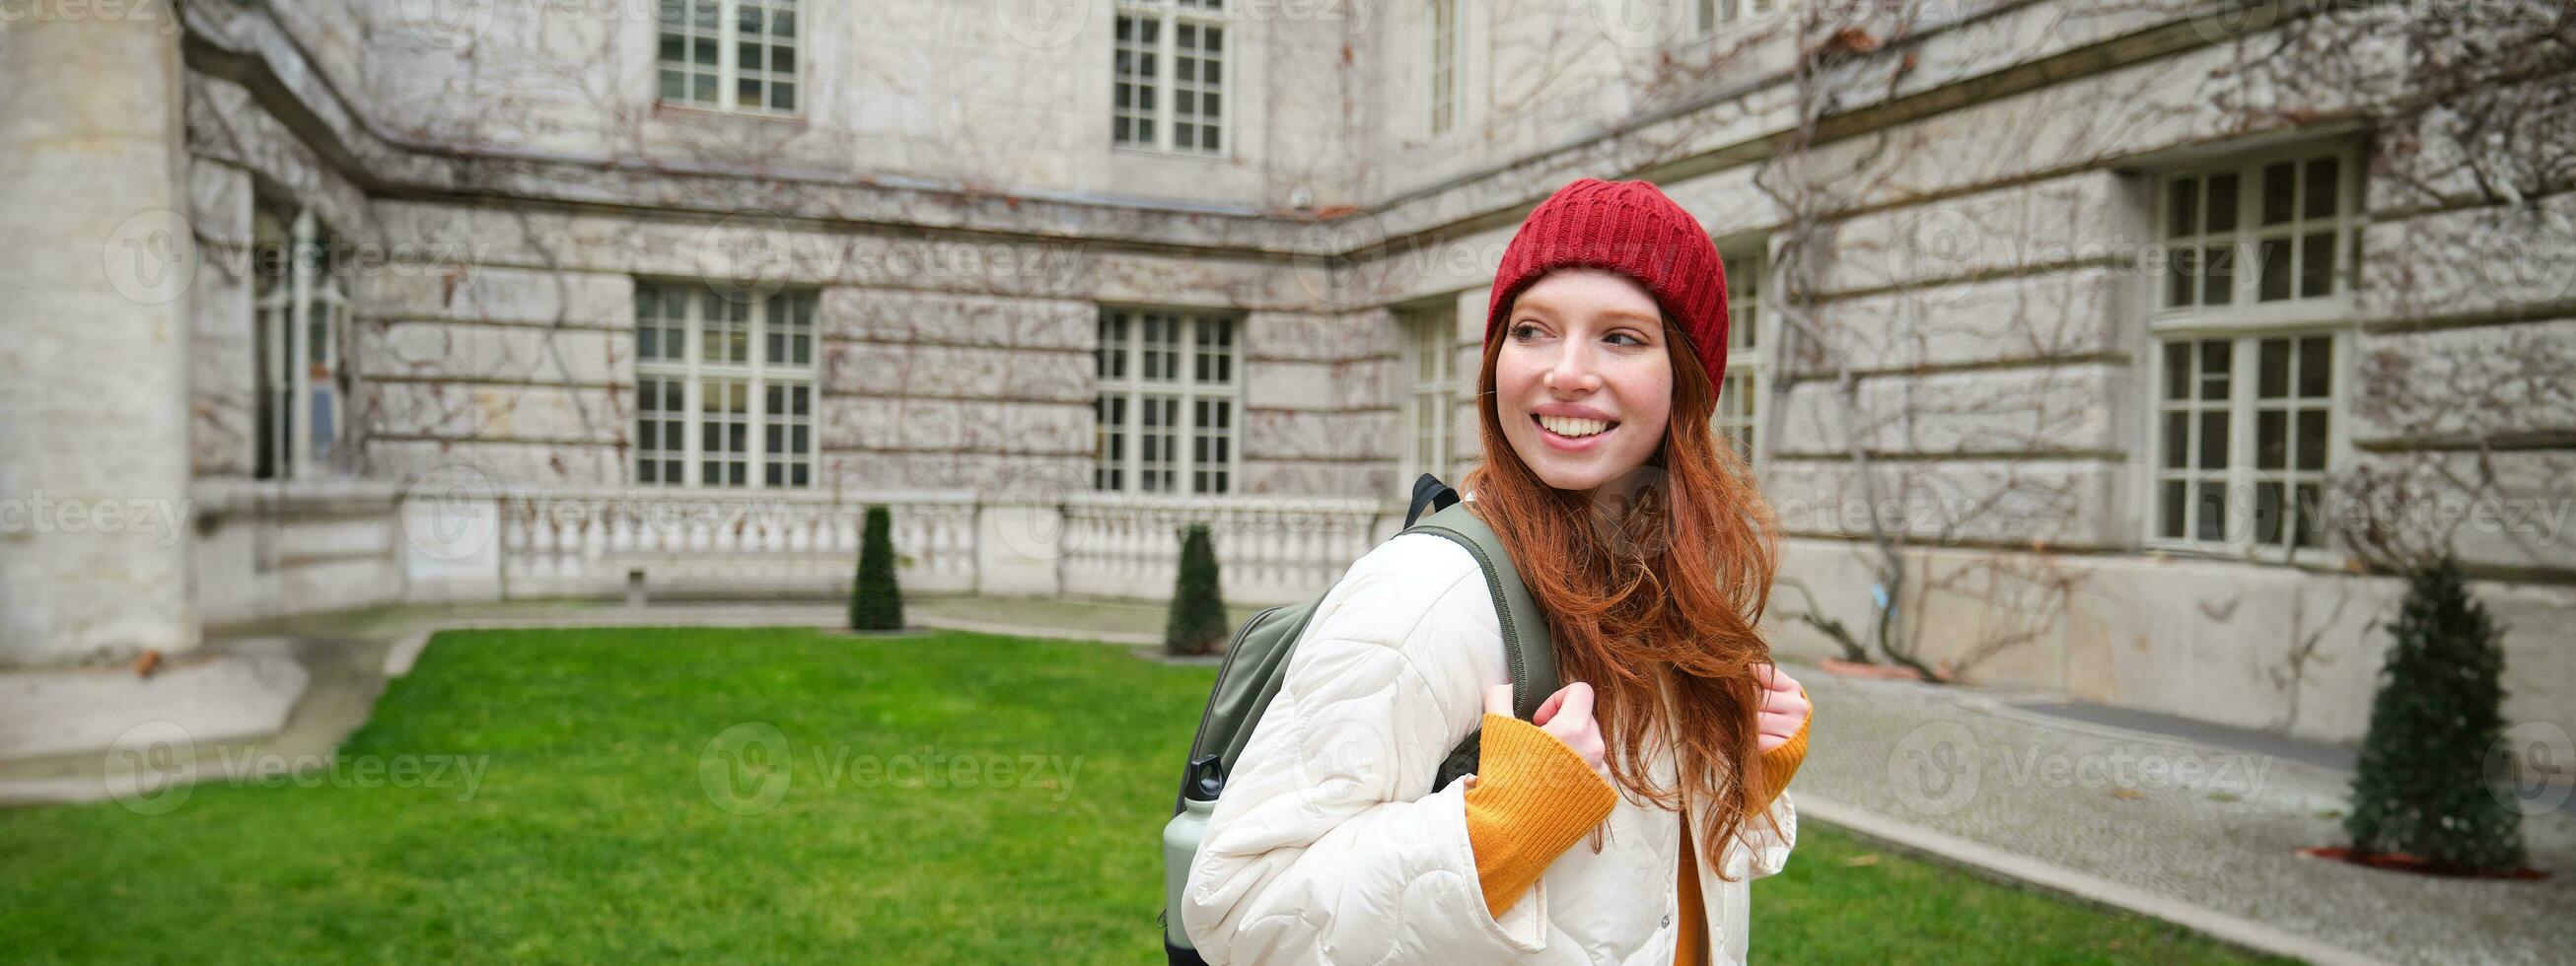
1789,668,2574,965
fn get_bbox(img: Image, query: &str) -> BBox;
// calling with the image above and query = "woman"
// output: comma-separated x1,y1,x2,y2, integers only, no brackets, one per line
1181,177,1811,965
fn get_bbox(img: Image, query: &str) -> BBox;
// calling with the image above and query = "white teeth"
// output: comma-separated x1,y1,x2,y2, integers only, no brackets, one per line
1538,415,1610,438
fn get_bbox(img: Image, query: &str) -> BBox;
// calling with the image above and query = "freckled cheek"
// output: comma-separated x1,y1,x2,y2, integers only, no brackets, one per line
1493,358,1546,411
1610,368,1674,432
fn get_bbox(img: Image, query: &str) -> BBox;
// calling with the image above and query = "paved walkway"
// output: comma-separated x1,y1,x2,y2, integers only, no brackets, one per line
1790,669,2573,966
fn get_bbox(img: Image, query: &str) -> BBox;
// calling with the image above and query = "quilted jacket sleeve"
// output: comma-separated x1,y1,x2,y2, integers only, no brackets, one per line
1181,535,1548,965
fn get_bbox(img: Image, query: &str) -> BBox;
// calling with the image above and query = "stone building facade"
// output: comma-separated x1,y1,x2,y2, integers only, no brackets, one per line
2,0,2569,747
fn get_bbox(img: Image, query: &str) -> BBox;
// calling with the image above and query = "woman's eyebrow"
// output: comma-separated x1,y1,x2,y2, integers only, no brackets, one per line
1590,309,1663,332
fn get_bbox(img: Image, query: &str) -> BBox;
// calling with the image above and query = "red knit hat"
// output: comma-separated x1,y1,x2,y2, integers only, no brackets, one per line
1485,177,1731,388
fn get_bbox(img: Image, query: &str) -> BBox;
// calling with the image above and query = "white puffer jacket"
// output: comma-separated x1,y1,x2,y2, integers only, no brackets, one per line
1180,508,1797,965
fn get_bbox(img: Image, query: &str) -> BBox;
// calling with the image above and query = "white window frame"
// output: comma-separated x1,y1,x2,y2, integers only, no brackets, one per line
253,206,350,481
1400,305,1462,489
2145,331,2349,563
2150,143,2361,329
657,0,801,116
2140,141,2362,565
1112,0,1229,156
1425,0,1461,138
1712,244,1765,464
1094,309,1241,495
633,282,817,490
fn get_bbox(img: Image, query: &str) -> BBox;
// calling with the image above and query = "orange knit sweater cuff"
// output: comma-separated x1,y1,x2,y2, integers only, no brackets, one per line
1461,713,1617,918
1754,687,1811,808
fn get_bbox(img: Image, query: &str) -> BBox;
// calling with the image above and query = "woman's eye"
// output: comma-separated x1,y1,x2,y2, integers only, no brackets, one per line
1607,331,1644,346
1511,322,1543,340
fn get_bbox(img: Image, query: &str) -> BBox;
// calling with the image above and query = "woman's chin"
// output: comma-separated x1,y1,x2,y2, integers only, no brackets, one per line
1527,460,1610,495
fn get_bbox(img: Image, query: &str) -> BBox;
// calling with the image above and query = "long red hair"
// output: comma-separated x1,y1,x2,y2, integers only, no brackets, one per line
1460,297,1783,878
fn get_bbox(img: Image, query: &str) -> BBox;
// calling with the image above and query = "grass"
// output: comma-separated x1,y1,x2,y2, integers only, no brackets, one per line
0,627,2282,964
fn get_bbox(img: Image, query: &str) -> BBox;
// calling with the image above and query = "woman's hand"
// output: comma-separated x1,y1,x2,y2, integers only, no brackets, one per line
1480,681,1610,785
1754,662,1810,754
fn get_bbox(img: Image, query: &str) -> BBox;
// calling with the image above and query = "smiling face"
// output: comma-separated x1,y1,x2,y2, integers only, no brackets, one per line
1493,268,1676,497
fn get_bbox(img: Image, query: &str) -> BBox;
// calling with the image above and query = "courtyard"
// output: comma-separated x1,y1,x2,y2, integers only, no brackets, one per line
1,625,2284,964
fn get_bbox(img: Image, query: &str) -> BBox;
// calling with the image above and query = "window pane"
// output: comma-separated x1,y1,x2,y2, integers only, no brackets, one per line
2163,341,2190,400
2161,480,2187,538
2197,340,2230,400
2304,157,2338,220
2194,481,2227,542
2300,231,2334,298
2255,481,2285,546
2256,409,2286,469
2258,237,2292,302
2168,245,2197,309
2294,482,2324,548
2298,336,2331,397
2296,409,2328,470
2168,177,2197,238
2258,337,2289,398
2197,410,2229,469
2261,162,2296,226
2162,411,2189,469
2203,243,2234,307
2205,173,2240,234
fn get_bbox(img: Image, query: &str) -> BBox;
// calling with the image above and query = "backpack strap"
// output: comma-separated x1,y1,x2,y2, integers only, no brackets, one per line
1404,472,1461,528
1399,501,1561,791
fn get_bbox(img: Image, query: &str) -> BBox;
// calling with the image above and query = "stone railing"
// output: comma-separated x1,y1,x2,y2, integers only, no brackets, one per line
492,488,981,598
402,486,1408,605
1056,494,1394,602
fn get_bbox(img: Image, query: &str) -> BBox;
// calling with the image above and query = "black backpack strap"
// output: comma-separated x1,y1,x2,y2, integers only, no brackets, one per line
1405,472,1461,528
1397,501,1560,792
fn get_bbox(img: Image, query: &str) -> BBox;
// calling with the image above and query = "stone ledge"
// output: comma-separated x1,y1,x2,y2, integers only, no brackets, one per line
0,642,310,760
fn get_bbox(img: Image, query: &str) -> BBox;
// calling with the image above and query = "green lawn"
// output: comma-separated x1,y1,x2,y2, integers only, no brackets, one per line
0,627,2281,964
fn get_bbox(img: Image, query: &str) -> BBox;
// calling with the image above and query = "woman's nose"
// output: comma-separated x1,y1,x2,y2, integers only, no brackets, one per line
1544,342,1602,394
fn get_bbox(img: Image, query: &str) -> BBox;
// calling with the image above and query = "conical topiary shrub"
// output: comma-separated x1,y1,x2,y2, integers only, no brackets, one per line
1164,522,1228,656
849,506,904,632
2343,554,2525,871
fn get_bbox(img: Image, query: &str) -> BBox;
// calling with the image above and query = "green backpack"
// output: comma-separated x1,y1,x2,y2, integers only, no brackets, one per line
1161,475,1560,964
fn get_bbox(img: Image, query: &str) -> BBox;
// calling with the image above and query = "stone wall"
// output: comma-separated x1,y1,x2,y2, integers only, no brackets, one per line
8,0,2565,755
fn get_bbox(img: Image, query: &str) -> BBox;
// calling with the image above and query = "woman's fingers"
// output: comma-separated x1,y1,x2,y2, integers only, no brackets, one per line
1484,683,1514,719
1552,682,1595,724
1756,661,1801,695
1757,709,1805,735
